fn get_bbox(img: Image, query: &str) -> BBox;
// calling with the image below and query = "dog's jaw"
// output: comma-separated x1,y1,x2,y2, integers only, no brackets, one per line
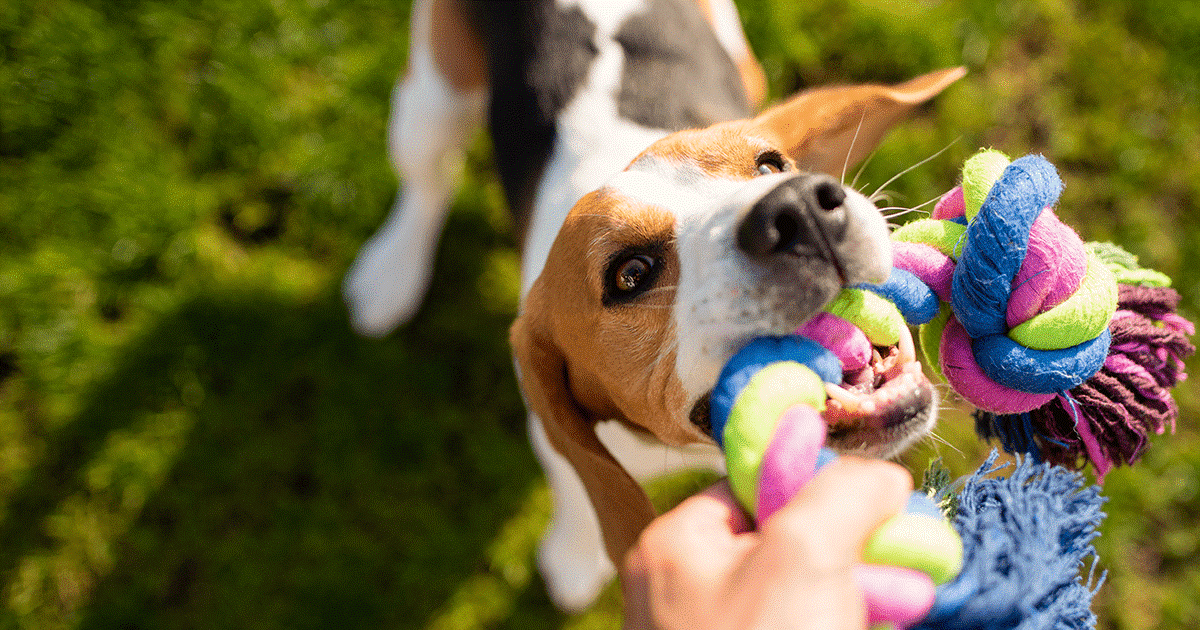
605,155,933,459
671,179,893,400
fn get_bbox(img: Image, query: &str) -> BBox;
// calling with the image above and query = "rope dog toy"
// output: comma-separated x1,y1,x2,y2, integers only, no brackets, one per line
706,150,1193,628
709,341,1108,629
883,150,1194,479
709,338,961,628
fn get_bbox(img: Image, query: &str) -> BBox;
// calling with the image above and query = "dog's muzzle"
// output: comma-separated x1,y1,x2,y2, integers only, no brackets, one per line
687,173,933,458
735,173,892,291
737,174,851,275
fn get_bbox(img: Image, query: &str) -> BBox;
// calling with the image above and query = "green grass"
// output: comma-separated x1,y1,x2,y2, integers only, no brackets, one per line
1,0,1198,627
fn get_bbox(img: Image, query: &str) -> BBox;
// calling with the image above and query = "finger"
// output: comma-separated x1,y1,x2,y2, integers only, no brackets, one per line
624,481,756,625
857,564,937,627
621,547,656,630
760,457,914,570
688,480,756,535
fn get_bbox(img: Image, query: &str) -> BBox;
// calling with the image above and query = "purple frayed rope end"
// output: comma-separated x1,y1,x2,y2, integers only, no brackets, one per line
981,283,1195,478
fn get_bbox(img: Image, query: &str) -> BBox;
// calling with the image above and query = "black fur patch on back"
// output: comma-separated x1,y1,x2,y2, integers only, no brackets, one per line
615,0,751,131
466,2,598,236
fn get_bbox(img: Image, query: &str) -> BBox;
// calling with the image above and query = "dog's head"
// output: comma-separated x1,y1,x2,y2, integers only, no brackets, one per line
511,68,965,564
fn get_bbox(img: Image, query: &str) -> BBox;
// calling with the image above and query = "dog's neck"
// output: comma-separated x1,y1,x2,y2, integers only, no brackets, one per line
516,2,654,294
468,0,751,295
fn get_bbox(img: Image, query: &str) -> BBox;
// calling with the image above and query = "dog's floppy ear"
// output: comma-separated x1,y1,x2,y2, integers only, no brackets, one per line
750,67,966,176
510,301,657,566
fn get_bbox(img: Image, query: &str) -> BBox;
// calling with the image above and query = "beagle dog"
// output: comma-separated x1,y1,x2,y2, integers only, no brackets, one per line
343,0,964,611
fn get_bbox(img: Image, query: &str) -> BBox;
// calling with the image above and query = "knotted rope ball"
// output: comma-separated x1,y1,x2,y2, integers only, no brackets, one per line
879,150,1193,478
893,151,1115,412
703,149,1191,629
709,338,962,629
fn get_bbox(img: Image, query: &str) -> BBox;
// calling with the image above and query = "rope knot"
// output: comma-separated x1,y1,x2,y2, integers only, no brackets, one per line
891,152,1117,415
878,150,1197,477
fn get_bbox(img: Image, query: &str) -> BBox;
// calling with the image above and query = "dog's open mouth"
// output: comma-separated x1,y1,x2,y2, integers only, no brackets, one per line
819,321,934,456
691,313,936,458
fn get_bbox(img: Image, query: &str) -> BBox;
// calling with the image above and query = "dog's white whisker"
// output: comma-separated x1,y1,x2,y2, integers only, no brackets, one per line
870,190,895,205
869,139,958,202
881,208,927,221
880,193,940,219
882,209,928,221
842,108,868,185
850,147,879,191
926,430,964,456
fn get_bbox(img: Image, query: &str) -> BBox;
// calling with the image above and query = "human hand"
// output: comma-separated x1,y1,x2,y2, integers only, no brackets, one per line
621,457,924,630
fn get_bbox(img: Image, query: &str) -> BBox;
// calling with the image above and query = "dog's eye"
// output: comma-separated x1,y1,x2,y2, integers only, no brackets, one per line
604,252,661,304
755,150,788,176
614,255,655,292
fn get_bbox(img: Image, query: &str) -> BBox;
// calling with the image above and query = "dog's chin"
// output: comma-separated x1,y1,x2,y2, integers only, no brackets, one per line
689,318,937,460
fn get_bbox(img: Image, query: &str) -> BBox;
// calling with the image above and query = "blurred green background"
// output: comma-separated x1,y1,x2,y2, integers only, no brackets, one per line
2,0,1198,627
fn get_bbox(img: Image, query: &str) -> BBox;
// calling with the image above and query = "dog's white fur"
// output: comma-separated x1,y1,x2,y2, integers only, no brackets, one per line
607,160,893,400
346,0,757,609
343,0,487,333
345,0,961,611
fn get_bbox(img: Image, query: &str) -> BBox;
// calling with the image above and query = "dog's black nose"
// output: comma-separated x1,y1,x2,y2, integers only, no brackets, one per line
737,174,848,258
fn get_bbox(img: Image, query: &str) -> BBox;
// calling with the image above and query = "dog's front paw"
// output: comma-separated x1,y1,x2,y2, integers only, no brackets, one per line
537,519,615,612
344,192,446,336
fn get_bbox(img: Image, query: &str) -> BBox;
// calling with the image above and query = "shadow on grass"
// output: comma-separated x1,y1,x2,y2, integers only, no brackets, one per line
0,210,567,627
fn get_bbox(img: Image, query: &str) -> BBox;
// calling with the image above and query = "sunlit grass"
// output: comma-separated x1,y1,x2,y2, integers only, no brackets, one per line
1,0,1198,628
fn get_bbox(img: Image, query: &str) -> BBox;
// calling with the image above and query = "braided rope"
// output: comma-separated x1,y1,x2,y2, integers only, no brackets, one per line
870,149,1192,476
700,149,1188,629
885,152,1117,415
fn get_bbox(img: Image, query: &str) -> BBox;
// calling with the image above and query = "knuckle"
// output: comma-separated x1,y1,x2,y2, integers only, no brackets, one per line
762,512,827,562
840,457,914,501
634,517,685,568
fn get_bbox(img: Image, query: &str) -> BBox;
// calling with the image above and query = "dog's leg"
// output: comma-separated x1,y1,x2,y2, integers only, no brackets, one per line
344,0,486,336
696,0,766,108
530,413,616,612
534,413,724,611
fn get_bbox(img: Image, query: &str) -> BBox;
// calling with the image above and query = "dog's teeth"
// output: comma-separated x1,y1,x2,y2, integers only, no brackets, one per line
825,382,856,409
898,324,916,365
826,382,875,414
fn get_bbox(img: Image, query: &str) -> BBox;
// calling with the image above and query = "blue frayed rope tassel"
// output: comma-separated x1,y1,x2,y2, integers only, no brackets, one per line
915,451,1106,630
